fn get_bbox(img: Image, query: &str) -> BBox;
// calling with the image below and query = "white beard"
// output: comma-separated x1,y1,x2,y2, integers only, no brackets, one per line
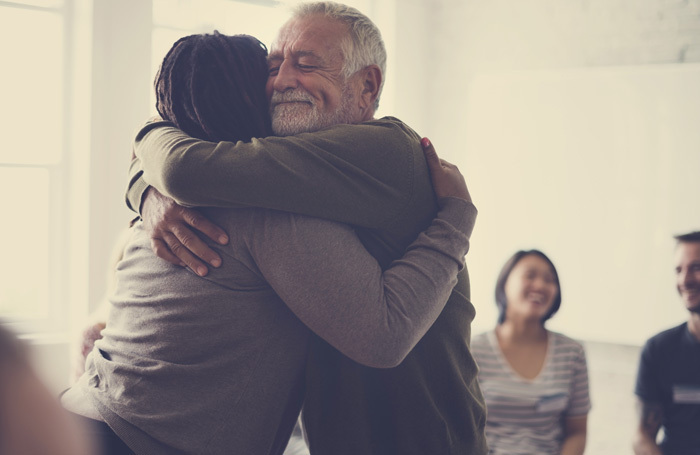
270,86,357,136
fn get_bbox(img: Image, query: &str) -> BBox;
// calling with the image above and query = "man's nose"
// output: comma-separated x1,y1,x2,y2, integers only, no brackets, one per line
272,60,298,92
682,269,698,287
678,269,691,288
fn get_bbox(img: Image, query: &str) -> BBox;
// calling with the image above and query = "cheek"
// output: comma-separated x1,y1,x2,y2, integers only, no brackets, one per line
504,280,522,302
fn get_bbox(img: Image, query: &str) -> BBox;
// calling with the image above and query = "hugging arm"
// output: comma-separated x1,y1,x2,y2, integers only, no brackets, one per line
208,142,473,366
129,119,422,226
248,196,475,367
128,120,444,273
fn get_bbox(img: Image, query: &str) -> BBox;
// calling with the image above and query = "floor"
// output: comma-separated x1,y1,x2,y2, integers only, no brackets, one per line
583,340,642,454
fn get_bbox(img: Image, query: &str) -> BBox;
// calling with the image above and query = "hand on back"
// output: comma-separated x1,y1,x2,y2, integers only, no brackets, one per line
141,187,229,276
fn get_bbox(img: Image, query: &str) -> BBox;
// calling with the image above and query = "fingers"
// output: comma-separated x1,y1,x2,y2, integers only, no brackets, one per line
142,189,227,274
421,137,440,170
182,209,229,245
151,238,186,267
440,158,457,169
422,137,458,170
171,223,222,268
420,136,471,203
160,231,210,277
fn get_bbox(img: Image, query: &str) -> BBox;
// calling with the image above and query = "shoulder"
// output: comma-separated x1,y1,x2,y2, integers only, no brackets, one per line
643,322,688,353
549,330,583,347
328,117,422,150
471,331,496,357
471,330,491,345
369,116,421,139
548,331,587,358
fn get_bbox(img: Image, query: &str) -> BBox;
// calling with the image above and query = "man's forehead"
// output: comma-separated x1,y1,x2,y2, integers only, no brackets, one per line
270,15,346,59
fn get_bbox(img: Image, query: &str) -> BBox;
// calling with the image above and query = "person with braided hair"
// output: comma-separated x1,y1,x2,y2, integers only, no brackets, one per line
153,31,272,143
62,29,477,455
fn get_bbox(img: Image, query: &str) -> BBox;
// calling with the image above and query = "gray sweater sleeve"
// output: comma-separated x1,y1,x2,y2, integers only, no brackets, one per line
244,197,476,368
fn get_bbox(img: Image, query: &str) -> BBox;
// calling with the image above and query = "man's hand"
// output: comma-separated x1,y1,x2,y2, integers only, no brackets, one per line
141,187,229,276
421,137,471,203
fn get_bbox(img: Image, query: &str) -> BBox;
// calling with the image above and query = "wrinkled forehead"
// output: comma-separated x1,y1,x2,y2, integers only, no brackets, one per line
270,15,348,63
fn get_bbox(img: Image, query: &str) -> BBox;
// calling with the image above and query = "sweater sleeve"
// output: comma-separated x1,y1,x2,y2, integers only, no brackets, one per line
246,197,476,368
128,118,424,229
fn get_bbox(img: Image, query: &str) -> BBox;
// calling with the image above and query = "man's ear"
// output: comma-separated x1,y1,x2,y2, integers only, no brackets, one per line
358,65,382,115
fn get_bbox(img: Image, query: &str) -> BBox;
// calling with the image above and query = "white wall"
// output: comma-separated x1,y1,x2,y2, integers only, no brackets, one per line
425,0,700,344
463,64,700,344
88,0,153,311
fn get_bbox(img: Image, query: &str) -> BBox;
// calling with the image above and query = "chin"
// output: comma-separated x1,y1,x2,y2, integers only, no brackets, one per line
686,297,700,314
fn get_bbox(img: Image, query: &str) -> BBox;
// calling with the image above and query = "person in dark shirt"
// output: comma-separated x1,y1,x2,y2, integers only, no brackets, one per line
634,230,700,455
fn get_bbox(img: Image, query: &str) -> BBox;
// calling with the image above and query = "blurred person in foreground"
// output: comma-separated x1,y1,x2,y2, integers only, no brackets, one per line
0,323,95,455
127,2,487,454
471,250,590,455
62,28,476,455
634,230,700,455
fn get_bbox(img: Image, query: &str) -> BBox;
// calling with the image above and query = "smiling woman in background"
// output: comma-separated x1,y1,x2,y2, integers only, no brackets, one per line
471,249,590,455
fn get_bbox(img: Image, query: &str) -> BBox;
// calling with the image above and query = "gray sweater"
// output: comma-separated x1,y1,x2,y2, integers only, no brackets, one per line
67,198,475,454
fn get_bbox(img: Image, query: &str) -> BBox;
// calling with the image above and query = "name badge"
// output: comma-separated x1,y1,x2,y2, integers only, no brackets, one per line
673,384,700,404
537,393,568,413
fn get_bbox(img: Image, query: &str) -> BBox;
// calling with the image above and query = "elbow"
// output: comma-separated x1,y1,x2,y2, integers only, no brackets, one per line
367,352,407,369
354,354,404,369
158,159,198,205
348,337,414,369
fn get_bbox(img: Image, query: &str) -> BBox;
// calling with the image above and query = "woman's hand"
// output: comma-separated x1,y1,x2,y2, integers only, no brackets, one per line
421,137,471,203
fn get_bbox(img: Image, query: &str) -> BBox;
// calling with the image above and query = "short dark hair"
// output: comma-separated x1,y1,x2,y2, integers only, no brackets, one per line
494,249,562,325
155,31,272,143
674,231,700,244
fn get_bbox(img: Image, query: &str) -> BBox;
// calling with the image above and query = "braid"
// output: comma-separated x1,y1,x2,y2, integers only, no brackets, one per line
155,31,272,143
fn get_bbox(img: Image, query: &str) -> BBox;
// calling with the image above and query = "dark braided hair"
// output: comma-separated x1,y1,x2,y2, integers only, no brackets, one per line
155,31,272,143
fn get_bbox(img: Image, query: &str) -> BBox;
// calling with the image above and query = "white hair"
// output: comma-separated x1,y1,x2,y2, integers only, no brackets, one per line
293,1,386,111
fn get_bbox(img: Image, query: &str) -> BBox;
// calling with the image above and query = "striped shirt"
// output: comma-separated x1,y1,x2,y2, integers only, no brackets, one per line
472,330,591,455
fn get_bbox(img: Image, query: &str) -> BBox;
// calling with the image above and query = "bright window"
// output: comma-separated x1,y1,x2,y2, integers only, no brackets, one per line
0,0,67,332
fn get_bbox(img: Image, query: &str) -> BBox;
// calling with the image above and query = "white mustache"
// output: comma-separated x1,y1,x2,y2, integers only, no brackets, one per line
270,90,314,106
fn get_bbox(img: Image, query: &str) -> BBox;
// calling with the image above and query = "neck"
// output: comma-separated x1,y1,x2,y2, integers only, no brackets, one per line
688,313,700,341
497,319,547,344
359,109,375,123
